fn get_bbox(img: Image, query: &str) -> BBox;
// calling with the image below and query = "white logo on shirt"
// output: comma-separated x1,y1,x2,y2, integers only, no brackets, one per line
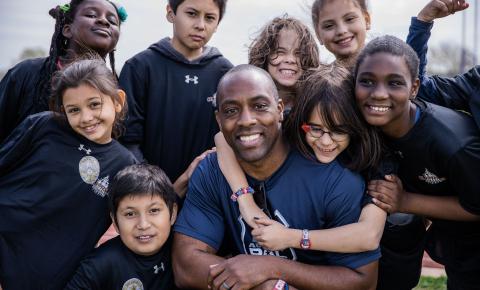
418,168,446,184
153,263,165,274
185,75,199,84
207,93,217,107
78,144,91,155
122,278,144,290
79,156,100,185
92,175,109,197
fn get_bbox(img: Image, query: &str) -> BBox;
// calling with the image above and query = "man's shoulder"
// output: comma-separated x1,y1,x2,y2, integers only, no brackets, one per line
191,152,222,183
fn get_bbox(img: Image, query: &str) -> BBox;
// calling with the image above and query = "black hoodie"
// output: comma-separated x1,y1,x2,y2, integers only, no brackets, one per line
119,38,233,181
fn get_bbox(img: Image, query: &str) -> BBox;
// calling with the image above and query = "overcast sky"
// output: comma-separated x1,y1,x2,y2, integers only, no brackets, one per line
0,0,478,72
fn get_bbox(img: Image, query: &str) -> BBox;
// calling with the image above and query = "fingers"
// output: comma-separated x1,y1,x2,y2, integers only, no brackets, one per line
253,217,273,226
452,0,469,12
208,263,225,289
368,179,396,192
372,197,393,213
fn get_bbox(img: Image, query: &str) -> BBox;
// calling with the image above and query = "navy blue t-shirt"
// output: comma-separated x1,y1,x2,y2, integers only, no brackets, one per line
175,150,380,269
65,236,176,290
0,112,136,290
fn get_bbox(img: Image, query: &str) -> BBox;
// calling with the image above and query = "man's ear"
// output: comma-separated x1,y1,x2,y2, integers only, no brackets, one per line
62,24,73,39
215,110,222,131
115,89,126,113
170,204,178,225
166,5,175,23
110,213,120,234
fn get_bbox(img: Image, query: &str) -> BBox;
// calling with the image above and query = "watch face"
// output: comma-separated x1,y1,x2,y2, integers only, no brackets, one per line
300,239,311,249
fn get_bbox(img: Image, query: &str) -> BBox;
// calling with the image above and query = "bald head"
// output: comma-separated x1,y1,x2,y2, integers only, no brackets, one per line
216,64,278,107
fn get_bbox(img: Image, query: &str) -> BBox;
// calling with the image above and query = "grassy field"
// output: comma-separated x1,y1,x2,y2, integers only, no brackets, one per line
414,276,447,290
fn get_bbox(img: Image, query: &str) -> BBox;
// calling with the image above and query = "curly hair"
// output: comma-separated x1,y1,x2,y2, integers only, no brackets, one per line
285,64,382,173
248,15,320,93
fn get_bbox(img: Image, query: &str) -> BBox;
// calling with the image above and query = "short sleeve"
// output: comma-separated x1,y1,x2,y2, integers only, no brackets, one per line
174,155,225,250
64,255,105,290
323,168,381,269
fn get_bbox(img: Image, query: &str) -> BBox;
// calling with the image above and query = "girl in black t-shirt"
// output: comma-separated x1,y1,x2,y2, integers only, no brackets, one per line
0,59,136,290
355,35,480,290
0,0,127,143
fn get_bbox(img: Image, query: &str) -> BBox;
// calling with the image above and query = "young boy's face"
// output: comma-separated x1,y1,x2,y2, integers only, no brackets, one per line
113,194,177,256
166,0,220,60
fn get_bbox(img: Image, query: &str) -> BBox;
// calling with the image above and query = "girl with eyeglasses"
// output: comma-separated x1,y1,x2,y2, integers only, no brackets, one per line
215,64,389,254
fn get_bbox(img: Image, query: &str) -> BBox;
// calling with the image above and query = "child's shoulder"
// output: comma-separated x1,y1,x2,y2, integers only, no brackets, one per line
5,57,48,77
90,236,125,262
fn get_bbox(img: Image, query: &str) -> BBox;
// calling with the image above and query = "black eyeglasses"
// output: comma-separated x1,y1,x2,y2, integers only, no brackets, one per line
301,123,349,141
252,182,272,219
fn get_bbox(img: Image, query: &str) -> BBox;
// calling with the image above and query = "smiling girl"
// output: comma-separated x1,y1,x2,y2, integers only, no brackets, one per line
355,35,480,290
0,59,136,290
248,15,320,111
0,0,126,144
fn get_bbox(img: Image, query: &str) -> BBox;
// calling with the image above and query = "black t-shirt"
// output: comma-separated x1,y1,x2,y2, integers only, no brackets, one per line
65,236,176,290
0,112,137,290
386,100,480,228
0,57,50,144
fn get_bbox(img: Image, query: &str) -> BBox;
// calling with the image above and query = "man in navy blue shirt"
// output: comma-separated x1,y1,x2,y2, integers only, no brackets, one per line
173,65,379,290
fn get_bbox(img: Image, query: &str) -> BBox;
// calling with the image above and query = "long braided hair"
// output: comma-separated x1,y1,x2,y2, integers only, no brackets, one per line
34,0,122,112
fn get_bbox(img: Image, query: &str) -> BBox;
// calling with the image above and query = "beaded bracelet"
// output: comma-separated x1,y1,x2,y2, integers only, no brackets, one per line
273,279,287,290
230,186,254,202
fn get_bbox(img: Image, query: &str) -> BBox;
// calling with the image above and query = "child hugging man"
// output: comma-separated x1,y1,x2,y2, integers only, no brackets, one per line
119,0,233,185
65,164,178,289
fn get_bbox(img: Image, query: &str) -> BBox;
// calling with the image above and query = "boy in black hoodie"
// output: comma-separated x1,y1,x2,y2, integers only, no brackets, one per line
119,0,232,186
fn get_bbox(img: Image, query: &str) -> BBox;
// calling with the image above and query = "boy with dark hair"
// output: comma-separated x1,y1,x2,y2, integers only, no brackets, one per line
65,164,178,290
119,0,232,186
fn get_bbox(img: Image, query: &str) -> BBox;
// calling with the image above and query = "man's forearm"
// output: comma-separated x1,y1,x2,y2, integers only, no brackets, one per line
172,234,225,289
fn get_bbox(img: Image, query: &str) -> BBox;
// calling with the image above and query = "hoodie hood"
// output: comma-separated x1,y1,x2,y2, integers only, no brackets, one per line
149,37,224,66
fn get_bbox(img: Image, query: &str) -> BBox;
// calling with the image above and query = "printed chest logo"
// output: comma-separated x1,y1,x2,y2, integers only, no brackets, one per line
122,278,144,290
207,93,217,107
185,74,199,84
418,168,446,185
77,144,109,197
153,262,165,274
239,209,297,260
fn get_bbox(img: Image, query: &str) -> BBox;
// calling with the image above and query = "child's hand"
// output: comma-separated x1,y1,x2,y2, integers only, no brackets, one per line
418,0,469,23
173,148,216,198
238,196,270,229
251,218,292,251
367,175,407,214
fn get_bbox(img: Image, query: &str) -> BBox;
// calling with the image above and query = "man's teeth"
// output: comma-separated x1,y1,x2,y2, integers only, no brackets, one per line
240,134,260,142
370,106,390,112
